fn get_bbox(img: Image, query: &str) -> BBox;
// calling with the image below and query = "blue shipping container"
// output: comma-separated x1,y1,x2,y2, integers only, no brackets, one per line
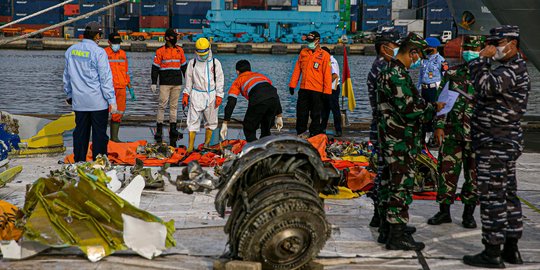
425,6,452,20
426,0,447,7
361,19,391,31
424,19,454,37
362,5,390,20
362,0,391,5
13,0,62,24
115,3,141,17
171,14,209,29
115,16,139,31
173,1,211,15
80,2,107,13
377,25,407,36
141,2,169,16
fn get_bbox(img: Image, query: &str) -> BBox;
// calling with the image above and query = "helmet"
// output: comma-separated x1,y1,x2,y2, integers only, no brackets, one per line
195,38,210,56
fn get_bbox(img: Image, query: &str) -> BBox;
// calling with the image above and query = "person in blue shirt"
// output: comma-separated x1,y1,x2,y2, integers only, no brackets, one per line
63,22,116,162
417,37,448,145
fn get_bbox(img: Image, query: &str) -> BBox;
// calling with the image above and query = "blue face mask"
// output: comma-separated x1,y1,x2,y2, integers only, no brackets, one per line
111,44,120,52
199,54,209,61
409,54,422,70
393,47,399,57
307,42,316,50
462,50,480,62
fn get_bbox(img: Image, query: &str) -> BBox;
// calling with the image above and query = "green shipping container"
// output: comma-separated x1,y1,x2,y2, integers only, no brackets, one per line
139,28,167,33
339,0,351,30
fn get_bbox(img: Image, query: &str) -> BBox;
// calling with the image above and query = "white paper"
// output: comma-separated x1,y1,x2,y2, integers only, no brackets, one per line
437,82,460,116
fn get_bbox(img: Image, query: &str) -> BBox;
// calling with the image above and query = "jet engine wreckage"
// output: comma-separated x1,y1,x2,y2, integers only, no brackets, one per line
214,136,341,269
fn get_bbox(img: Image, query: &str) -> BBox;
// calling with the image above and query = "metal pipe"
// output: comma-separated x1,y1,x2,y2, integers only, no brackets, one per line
0,0,74,30
0,0,131,46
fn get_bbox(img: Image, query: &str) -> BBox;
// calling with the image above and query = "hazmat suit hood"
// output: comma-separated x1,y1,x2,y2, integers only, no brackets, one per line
196,50,213,62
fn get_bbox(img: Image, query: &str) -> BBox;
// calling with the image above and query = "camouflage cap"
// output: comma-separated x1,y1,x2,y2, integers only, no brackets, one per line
375,29,402,45
402,32,428,57
487,25,519,41
462,35,486,48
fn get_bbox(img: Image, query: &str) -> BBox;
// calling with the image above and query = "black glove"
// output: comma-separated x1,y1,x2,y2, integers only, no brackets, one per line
289,87,295,95
66,98,72,105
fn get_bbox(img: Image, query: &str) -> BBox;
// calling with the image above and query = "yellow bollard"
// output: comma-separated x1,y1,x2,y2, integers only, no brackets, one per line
64,34,70,40
158,36,164,42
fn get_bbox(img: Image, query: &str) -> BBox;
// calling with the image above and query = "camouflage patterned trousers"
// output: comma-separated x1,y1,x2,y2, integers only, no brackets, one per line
436,138,478,205
378,148,417,224
476,142,523,245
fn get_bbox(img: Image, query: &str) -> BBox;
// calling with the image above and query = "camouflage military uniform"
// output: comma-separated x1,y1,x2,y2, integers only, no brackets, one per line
377,58,436,224
367,56,387,143
469,27,530,246
434,64,478,205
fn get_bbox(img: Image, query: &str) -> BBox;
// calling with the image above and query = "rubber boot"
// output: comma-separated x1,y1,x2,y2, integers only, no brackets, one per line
462,204,477,229
110,121,122,143
169,122,182,147
377,218,389,244
154,123,163,143
463,241,505,268
428,203,452,225
385,224,425,251
186,131,196,153
369,207,380,228
502,238,523,264
203,129,213,147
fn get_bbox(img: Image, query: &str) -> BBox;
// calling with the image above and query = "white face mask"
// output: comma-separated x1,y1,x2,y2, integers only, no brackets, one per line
493,44,508,60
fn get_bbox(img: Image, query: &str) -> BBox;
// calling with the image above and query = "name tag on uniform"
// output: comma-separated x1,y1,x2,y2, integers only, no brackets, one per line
314,62,319,69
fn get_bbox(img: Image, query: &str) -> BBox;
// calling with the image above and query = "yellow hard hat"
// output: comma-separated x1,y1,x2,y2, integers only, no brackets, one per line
195,37,210,56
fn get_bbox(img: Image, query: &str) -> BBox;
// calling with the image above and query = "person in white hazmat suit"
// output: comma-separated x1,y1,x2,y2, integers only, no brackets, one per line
182,38,224,152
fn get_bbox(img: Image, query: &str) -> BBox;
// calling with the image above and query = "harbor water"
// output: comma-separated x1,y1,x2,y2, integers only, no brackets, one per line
1,49,539,121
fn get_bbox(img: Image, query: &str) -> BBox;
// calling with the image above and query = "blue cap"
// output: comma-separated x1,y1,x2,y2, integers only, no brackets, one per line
425,37,441,48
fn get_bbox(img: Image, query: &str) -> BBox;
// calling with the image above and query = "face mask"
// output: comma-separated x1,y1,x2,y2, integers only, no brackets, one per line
409,54,422,70
307,42,316,50
462,50,480,62
425,48,434,55
393,47,399,57
111,44,120,52
493,44,508,60
199,54,209,61
382,45,399,58
168,37,177,46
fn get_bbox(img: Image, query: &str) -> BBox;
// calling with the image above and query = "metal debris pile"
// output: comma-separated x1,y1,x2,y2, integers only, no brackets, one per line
136,143,174,159
174,160,217,194
215,136,340,269
129,158,170,190
0,156,176,262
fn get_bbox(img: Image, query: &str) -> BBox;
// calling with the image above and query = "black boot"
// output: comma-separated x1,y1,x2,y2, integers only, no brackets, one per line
386,224,425,251
169,122,182,147
502,238,523,264
369,208,380,228
404,225,417,234
154,123,163,143
463,242,505,268
428,203,452,225
377,219,389,244
462,204,477,229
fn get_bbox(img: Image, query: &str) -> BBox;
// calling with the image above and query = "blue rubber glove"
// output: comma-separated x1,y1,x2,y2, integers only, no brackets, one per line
128,87,136,101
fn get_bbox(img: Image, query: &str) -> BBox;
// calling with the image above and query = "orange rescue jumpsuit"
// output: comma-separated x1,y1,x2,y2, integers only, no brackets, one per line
105,47,130,123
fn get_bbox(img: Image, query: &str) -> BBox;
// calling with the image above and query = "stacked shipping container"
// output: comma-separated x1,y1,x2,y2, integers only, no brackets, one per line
361,0,391,32
424,0,454,39
140,0,168,32
0,0,12,23
171,0,210,31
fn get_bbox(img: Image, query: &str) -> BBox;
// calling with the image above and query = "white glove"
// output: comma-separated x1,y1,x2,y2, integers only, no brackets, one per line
275,116,283,132
220,122,228,140
110,103,118,114
150,84,157,95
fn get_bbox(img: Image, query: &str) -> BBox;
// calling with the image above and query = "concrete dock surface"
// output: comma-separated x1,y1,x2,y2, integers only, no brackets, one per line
1,147,539,270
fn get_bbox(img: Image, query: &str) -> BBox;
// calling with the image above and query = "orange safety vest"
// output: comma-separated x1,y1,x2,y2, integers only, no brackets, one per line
105,47,130,89
228,71,272,100
289,47,333,94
